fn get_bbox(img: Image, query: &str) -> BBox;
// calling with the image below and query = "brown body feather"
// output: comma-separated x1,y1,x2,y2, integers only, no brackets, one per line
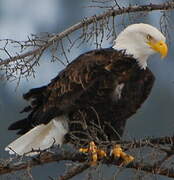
8,48,155,145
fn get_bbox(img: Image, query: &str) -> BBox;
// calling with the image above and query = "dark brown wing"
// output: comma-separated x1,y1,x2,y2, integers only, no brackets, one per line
8,48,155,140
8,48,125,134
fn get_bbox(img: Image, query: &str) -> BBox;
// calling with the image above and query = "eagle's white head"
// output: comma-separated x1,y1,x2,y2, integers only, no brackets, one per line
113,23,168,69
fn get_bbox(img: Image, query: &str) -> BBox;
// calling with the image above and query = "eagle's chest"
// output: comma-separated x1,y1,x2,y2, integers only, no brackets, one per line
111,68,154,108
112,83,125,100
110,70,136,101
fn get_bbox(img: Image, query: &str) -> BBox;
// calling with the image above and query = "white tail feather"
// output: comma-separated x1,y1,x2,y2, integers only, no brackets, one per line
5,116,69,156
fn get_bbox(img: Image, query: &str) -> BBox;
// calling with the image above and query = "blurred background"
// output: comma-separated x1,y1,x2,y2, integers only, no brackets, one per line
0,0,174,179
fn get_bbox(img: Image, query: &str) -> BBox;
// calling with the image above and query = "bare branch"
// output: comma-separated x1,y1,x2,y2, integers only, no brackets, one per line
58,163,90,180
1,136,174,178
0,150,87,175
0,2,173,81
1,1,174,66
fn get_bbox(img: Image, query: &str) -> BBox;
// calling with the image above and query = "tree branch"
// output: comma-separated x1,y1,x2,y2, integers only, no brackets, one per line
58,163,90,180
1,1,174,66
0,151,87,175
1,136,174,178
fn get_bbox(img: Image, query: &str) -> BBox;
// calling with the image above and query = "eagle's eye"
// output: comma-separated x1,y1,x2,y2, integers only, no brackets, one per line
146,34,152,41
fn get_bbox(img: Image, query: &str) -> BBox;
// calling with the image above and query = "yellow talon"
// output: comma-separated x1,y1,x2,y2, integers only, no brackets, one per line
112,144,122,158
97,149,107,159
79,141,106,166
79,148,88,153
111,144,134,165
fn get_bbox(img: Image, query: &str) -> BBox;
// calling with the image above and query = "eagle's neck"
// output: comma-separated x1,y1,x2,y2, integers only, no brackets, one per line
112,43,148,70
135,55,148,70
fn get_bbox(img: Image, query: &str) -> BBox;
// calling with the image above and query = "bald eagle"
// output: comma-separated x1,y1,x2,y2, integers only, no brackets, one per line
5,23,168,156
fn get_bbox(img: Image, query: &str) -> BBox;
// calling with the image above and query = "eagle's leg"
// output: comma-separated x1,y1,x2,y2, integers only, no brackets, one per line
79,141,106,166
111,144,134,165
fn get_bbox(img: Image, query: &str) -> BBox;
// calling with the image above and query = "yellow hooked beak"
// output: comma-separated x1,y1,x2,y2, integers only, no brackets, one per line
147,40,168,58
